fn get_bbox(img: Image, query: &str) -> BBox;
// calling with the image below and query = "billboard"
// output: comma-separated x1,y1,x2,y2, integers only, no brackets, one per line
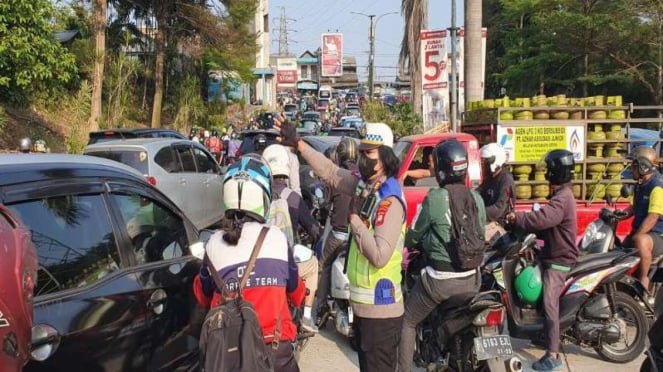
419,29,449,132
276,57,298,85
321,33,343,77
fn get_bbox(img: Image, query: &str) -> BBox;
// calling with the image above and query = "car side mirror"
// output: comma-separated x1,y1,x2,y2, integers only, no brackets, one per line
620,185,632,198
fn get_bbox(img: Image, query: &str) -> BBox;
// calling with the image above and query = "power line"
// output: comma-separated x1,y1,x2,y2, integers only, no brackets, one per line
274,6,297,56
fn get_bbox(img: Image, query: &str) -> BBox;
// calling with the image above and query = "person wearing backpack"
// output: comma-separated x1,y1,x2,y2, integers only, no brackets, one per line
193,154,306,372
398,139,487,372
276,118,406,372
263,144,321,334
505,149,578,371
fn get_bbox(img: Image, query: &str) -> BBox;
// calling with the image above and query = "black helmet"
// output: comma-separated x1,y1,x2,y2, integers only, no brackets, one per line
627,146,658,178
543,149,575,185
253,133,268,153
211,129,219,137
433,139,468,186
336,137,357,166
324,145,338,164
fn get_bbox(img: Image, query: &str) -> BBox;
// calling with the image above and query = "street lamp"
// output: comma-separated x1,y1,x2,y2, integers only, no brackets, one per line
351,11,398,100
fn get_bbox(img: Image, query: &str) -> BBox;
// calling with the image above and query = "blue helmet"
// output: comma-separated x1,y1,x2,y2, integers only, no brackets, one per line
223,154,272,222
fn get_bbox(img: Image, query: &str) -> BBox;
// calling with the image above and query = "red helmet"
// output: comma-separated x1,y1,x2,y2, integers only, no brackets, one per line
0,205,37,370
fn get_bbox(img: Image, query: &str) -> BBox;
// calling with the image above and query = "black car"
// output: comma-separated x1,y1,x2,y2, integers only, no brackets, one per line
2,154,202,371
238,129,280,155
328,127,362,138
88,128,187,145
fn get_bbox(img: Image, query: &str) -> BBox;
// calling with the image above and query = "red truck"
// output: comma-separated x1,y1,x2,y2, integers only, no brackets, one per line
393,132,634,241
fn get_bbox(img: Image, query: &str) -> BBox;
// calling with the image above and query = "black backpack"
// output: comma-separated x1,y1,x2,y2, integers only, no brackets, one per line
444,184,486,270
199,227,278,372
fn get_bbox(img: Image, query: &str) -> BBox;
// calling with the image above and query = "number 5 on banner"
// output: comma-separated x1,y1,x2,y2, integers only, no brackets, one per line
424,50,442,81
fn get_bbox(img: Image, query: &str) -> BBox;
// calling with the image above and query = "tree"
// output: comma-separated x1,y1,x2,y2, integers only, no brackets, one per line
89,0,107,132
0,0,77,104
465,0,483,105
399,0,428,116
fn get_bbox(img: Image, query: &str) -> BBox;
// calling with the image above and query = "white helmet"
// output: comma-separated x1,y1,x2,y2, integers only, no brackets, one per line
19,137,32,153
480,143,507,174
262,144,291,177
204,130,210,138
359,122,394,150
223,154,272,222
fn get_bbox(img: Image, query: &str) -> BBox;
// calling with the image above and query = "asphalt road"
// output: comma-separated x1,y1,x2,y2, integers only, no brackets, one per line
299,326,646,371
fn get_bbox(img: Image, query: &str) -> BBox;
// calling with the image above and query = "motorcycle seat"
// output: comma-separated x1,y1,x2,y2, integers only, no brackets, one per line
568,250,627,277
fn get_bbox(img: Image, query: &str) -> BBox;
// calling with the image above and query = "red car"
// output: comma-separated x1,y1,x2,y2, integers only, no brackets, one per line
0,205,37,371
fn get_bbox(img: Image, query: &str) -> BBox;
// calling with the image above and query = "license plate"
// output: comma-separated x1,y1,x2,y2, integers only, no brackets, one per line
473,335,513,360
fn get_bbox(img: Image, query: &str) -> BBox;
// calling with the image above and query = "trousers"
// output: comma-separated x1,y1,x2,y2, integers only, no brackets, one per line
543,268,566,353
315,232,347,306
353,315,403,372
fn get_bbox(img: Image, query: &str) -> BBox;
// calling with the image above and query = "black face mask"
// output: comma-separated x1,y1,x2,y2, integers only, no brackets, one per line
357,154,378,180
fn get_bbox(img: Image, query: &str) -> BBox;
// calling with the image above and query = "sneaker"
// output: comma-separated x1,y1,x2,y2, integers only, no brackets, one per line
532,352,563,371
301,316,319,334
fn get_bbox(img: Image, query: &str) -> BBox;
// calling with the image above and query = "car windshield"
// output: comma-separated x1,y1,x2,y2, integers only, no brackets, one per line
284,104,297,112
301,121,317,130
318,99,330,106
87,150,149,174
393,140,412,163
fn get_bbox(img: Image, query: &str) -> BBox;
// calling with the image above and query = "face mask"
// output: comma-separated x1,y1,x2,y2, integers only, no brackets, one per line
357,154,378,181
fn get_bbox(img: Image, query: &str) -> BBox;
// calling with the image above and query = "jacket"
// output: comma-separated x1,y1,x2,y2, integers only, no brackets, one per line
632,176,663,234
406,186,486,271
514,183,579,266
300,145,405,318
287,150,301,196
273,179,320,239
479,169,515,222
193,223,306,343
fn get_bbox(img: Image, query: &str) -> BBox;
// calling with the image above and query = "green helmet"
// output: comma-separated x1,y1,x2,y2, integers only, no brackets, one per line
514,264,543,305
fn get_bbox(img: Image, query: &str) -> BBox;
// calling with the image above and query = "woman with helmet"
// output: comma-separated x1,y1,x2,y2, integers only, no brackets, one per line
479,143,515,245
315,137,358,323
398,139,487,372
615,146,663,290
192,155,306,371
277,118,405,372
505,149,578,371
253,133,269,155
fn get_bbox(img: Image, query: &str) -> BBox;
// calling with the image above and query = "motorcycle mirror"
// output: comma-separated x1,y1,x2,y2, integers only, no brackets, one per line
532,203,541,212
315,188,323,198
620,185,632,198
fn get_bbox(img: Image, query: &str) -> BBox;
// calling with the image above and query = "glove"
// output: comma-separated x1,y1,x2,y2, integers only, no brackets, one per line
280,119,299,148
349,194,367,224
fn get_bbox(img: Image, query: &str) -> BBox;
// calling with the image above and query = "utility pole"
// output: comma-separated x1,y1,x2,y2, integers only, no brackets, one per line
352,11,397,101
449,0,458,132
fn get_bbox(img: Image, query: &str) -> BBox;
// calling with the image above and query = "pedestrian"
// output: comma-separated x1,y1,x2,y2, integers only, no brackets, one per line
398,140,486,372
506,149,578,371
277,118,405,372
193,154,306,372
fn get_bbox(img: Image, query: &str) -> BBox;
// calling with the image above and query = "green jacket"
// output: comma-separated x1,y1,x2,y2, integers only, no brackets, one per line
405,187,487,265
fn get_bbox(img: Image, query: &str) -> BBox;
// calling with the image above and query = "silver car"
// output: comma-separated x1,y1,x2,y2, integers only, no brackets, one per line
84,138,224,229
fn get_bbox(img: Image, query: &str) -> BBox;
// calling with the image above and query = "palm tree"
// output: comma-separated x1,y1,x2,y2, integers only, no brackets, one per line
399,0,428,117
464,0,483,107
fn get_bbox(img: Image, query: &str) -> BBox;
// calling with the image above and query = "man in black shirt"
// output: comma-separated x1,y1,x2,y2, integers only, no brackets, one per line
479,143,515,245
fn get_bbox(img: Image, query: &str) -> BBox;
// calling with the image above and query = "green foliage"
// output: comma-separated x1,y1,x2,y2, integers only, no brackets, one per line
104,33,140,128
362,101,423,136
0,0,78,104
65,80,91,154
171,75,206,132
0,106,7,134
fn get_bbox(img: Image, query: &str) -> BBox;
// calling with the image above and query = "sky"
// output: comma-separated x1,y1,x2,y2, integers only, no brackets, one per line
268,0,465,82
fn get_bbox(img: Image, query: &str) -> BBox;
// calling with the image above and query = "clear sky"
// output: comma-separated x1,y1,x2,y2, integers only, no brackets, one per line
269,0,465,82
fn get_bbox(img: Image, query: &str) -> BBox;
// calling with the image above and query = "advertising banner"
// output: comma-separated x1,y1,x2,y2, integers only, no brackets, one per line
497,125,585,162
420,29,449,132
276,57,298,85
321,33,343,77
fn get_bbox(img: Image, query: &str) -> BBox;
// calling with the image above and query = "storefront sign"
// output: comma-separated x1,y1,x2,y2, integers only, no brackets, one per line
497,125,585,162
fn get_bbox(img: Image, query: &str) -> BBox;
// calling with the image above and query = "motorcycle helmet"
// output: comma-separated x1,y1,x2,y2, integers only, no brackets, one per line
514,263,543,305
336,137,357,165
253,133,268,153
262,144,290,178
433,139,468,186
19,138,32,153
543,149,575,185
223,154,272,222
324,145,338,165
480,143,507,175
627,146,658,178
211,129,219,137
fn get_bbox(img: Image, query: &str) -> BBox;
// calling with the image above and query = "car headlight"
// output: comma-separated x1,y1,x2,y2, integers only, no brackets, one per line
581,219,607,250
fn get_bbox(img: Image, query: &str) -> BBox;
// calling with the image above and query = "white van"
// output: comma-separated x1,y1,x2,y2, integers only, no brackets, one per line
318,85,332,99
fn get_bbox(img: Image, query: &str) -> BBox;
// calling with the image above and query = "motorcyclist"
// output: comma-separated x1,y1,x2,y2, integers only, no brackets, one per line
193,154,306,372
616,146,663,290
479,143,515,245
315,137,358,323
19,138,31,153
253,133,268,155
277,118,405,372
281,122,302,196
263,144,321,333
206,129,223,163
398,140,486,372
505,149,578,371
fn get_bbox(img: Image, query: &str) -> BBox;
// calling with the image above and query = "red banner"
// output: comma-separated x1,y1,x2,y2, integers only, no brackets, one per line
277,70,297,84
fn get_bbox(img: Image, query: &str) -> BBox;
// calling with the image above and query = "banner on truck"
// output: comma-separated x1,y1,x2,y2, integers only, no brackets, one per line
420,29,449,132
321,33,343,77
497,125,585,162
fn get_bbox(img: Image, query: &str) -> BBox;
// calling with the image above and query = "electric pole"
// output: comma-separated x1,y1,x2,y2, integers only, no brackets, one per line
449,0,458,132
352,11,397,101
276,6,296,56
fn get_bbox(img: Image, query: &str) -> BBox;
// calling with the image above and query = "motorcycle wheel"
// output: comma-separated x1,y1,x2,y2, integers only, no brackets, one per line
597,292,648,363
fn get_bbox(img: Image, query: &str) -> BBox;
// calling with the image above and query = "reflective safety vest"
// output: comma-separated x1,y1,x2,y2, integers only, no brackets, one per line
347,177,406,305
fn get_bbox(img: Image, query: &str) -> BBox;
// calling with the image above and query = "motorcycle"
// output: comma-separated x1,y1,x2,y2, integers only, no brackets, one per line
292,244,317,359
641,286,663,371
404,249,521,371
483,230,649,363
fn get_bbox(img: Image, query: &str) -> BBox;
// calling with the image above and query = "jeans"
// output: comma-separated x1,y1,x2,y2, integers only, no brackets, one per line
398,270,480,372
